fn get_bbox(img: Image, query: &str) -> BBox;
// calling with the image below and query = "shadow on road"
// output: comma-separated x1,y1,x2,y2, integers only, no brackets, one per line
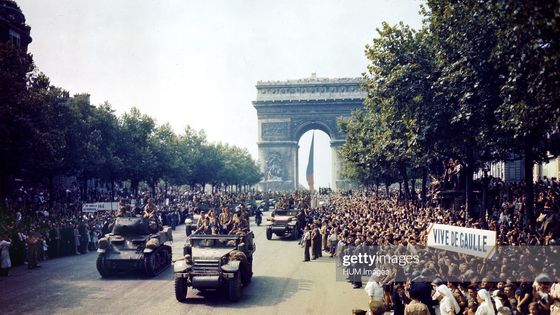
180,275,311,308
94,266,174,281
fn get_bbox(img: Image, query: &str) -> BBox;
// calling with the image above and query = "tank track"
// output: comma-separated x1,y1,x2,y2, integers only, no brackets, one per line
144,245,172,276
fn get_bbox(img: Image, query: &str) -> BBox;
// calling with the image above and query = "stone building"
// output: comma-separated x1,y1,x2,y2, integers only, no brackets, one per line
0,0,31,51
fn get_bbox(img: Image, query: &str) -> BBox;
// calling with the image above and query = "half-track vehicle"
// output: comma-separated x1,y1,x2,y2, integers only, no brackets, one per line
96,217,173,277
265,209,302,240
173,231,255,302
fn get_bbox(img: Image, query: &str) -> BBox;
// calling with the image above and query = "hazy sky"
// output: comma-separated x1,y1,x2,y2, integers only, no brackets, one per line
17,0,423,189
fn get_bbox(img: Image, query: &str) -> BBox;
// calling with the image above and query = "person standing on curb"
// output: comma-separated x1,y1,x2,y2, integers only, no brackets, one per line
0,235,12,276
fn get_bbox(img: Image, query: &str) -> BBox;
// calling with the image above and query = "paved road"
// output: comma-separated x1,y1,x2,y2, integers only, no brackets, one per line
0,215,367,315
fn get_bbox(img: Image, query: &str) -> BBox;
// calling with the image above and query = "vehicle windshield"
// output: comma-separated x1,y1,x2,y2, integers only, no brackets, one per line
191,237,239,248
274,210,298,216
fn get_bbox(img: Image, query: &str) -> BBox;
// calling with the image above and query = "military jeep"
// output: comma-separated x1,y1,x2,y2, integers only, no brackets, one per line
173,232,255,302
265,209,301,240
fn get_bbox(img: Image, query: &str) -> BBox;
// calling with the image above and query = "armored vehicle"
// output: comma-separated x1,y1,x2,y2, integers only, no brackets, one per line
265,209,301,240
173,232,255,302
96,217,173,277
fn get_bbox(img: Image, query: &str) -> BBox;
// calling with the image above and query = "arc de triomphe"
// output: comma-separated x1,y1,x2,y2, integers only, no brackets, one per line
253,76,365,191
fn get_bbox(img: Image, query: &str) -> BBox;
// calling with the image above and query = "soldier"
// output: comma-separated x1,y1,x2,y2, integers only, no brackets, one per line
229,249,252,285
143,198,157,219
238,204,250,222
116,199,131,217
219,207,232,234
143,198,162,233
311,224,322,260
302,226,311,262
26,230,41,269
194,216,216,235
321,221,328,251
230,212,249,234
297,209,307,230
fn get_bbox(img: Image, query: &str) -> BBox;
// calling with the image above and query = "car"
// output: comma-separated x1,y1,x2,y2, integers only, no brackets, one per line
96,216,173,277
173,231,256,302
265,209,302,240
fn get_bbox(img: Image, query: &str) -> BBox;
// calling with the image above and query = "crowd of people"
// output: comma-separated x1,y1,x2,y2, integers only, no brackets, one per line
293,177,559,315
0,182,273,277
1,175,559,315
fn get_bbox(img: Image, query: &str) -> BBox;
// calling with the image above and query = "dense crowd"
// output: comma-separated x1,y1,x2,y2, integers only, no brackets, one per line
0,183,272,277
296,178,559,315
1,176,559,314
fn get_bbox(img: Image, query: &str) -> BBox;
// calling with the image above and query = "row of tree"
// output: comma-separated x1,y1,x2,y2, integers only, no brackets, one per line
0,44,261,201
340,0,560,221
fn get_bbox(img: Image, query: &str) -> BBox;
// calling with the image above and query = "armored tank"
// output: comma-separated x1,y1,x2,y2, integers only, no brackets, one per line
96,216,173,277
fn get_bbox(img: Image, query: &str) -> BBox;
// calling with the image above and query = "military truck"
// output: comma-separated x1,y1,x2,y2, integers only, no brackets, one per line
96,217,173,277
173,232,255,302
265,209,301,240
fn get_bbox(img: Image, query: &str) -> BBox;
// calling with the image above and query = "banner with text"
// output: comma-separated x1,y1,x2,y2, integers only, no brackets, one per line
82,202,118,212
426,223,496,259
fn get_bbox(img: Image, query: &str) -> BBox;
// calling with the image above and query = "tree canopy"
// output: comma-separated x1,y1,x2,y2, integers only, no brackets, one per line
0,42,261,200
341,0,560,221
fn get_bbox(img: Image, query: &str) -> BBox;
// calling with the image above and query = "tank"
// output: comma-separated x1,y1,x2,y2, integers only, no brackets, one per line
96,216,173,277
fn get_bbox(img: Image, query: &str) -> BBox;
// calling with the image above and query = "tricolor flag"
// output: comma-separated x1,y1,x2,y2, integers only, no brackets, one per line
306,132,314,191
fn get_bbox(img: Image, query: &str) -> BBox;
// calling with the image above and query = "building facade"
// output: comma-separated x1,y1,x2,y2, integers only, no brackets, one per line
0,0,31,51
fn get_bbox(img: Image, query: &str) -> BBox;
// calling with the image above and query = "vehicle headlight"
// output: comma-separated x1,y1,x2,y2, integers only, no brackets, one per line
184,254,192,264
221,255,229,265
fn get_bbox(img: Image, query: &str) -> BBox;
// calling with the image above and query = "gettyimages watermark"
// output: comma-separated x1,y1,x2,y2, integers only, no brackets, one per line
335,245,559,282
340,252,420,278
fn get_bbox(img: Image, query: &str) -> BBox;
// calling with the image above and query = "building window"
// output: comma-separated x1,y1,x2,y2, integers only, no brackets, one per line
9,29,21,47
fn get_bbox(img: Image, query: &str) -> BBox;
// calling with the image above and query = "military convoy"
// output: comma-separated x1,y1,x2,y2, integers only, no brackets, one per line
96,217,173,277
265,209,302,240
173,231,255,302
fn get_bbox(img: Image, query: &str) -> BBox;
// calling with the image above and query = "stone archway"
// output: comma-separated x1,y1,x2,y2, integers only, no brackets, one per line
253,75,365,191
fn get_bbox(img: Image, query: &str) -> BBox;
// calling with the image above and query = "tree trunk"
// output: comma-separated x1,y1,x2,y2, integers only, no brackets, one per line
110,178,115,201
465,151,475,218
150,179,156,197
48,175,55,209
524,142,535,227
131,179,139,199
385,179,390,196
81,177,88,201
421,168,428,205
400,165,409,201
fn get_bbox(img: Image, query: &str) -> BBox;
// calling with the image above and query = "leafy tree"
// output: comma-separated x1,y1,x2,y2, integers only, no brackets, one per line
425,0,506,214
492,0,560,224
25,74,70,199
0,43,34,196
147,123,179,196
93,102,124,190
118,107,156,197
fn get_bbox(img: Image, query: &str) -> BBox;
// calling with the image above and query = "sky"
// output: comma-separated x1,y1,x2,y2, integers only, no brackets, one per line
17,0,423,189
